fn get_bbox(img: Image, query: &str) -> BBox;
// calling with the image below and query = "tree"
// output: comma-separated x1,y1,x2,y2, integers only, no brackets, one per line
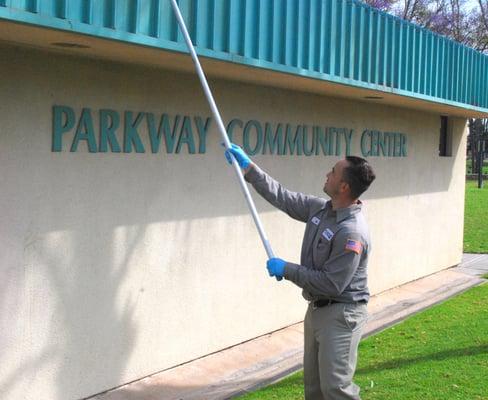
393,0,447,27
362,0,488,52
364,0,396,11
477,0,488,51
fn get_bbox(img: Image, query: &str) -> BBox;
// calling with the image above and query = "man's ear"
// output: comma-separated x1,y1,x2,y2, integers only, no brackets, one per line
340,181,349,194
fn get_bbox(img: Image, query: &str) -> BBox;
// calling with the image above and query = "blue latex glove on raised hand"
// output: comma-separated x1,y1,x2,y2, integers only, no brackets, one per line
267,258,286,280
225,143,251,169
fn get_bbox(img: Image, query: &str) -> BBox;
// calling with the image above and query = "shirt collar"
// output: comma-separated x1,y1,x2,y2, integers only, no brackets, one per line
326,200,362,223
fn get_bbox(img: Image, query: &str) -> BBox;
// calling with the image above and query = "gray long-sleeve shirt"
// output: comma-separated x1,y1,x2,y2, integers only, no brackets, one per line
245,164,370,303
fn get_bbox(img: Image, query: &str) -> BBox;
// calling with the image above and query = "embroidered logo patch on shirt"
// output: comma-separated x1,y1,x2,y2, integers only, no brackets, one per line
321,228,334,241
311,216,321,225
345,239,362,255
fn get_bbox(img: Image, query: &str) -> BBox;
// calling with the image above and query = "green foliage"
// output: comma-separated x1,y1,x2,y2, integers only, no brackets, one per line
236,284,488,399
464,181,488,253
466,160,488,175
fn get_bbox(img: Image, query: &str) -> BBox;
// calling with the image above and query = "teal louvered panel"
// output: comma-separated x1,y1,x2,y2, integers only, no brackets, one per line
0,0,487,111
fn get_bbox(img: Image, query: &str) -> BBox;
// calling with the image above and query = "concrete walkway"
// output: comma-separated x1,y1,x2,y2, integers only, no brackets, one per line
91,254,488,400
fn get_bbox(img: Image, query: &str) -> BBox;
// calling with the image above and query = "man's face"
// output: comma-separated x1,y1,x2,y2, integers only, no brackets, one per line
323,160,348,197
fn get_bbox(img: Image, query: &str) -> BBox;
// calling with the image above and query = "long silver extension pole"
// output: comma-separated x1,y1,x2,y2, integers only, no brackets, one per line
169,0,277,264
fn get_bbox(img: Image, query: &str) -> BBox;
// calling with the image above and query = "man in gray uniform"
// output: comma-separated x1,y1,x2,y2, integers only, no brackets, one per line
226,144,376,400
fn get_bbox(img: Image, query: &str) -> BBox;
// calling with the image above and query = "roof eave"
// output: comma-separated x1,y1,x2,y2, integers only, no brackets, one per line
0,17,486,119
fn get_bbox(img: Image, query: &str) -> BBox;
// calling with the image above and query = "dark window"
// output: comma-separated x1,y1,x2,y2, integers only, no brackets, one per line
439,116,452,157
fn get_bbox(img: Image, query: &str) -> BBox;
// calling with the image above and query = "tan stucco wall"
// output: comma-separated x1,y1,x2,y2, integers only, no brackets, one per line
0,44,467,400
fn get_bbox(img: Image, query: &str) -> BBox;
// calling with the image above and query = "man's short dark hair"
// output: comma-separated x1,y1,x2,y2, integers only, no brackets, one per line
342,156,376,199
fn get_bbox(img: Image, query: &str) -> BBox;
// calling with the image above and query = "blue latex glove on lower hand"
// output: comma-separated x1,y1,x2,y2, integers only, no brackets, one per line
225,143,251,169
267,258,286,280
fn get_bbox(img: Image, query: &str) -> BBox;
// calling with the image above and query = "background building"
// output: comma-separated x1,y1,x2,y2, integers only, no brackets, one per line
1,1,487,399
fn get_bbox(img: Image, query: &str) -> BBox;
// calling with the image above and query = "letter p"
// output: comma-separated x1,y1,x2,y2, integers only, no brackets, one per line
52,105,75,152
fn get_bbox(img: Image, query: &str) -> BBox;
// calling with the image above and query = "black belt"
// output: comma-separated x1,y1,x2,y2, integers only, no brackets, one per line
312,299,367,308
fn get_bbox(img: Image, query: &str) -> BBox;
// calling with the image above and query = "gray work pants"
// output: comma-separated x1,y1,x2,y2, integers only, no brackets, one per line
303,302,368,400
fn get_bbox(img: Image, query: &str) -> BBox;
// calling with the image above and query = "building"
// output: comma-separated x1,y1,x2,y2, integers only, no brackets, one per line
1,1,487,399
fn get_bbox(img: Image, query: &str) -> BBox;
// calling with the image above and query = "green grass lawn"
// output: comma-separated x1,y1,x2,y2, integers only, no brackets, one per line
464,181,488,253
236,283,488,400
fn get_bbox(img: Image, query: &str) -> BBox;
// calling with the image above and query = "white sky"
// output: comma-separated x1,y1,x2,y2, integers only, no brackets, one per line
466,0,481,11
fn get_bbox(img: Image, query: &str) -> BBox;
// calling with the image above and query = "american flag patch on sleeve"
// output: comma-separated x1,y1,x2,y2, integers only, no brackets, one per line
345,239,362,255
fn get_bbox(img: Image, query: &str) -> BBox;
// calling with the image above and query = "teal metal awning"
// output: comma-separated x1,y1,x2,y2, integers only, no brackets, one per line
1,0,487,116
